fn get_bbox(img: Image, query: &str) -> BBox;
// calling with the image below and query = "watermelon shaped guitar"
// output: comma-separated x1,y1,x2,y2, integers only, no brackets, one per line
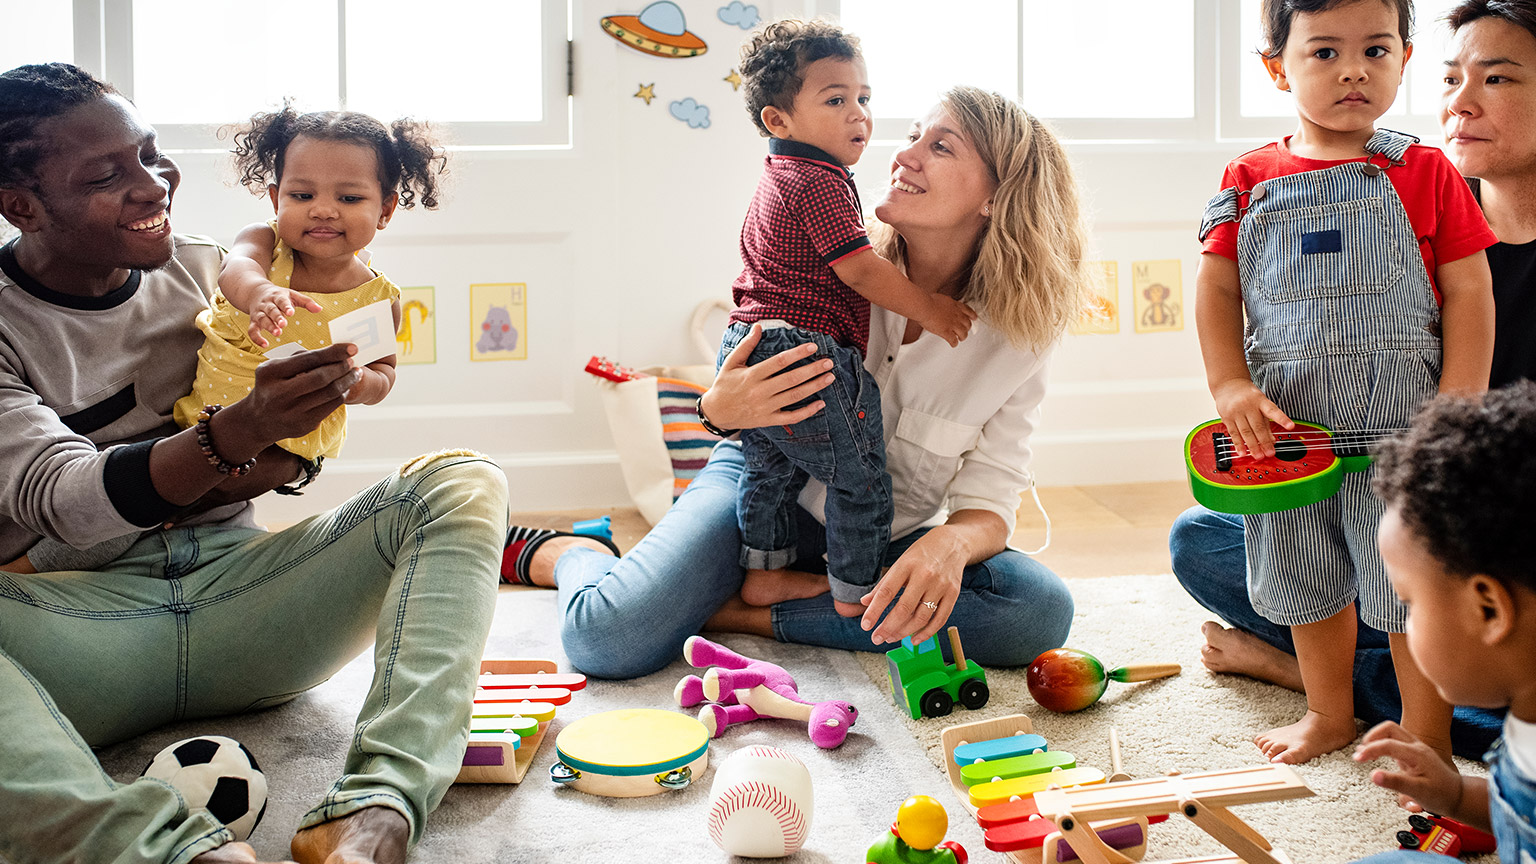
1184,419,1404,515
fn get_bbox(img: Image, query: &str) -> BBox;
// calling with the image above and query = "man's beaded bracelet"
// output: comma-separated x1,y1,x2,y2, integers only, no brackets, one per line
195,405,257,477
695,395,738,438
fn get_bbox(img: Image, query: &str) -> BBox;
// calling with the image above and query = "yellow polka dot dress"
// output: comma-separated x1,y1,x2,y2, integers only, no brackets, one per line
173,227,399,461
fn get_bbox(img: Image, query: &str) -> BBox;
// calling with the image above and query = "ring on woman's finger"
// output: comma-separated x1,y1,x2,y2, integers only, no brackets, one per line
921,600,939,611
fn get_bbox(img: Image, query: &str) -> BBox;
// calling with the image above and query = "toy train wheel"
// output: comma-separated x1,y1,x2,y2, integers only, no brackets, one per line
921,688,954,718
959,679,989,710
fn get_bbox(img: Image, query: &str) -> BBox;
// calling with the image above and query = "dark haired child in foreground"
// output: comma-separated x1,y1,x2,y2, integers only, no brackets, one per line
1351,382,1536,863
1195,0,1497,763
714,19,976,617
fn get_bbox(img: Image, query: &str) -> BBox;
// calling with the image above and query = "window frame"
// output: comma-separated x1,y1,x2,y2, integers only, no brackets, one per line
70,0,572,151
819,0,1453,146
1216,0,1449,143
823,0,1217,143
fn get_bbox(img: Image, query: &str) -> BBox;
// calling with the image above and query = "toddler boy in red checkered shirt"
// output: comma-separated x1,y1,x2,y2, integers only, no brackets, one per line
714,19,975,617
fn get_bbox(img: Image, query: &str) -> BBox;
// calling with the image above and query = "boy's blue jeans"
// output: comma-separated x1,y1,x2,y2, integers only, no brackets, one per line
717,321,892,602
0,455,507,864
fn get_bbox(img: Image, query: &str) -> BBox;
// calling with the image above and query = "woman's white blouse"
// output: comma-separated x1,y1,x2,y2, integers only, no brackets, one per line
800,305,1054,541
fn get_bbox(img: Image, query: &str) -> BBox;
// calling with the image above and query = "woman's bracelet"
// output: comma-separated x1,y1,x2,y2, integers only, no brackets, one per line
695,395,738,438
194,405,257,477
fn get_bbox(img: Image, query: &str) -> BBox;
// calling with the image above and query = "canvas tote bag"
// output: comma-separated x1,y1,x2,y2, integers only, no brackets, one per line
596,299,731,525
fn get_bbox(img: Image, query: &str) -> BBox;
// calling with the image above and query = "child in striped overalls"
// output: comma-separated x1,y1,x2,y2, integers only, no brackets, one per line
1195,0,1496,764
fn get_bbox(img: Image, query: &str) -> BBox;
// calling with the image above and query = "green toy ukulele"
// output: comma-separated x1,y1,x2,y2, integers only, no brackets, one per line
1184,419,1404,515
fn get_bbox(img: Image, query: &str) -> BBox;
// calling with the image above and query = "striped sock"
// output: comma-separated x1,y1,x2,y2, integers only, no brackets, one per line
501,526,619,586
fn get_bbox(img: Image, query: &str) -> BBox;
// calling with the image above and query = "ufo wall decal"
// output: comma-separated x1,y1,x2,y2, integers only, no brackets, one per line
601,1,708,58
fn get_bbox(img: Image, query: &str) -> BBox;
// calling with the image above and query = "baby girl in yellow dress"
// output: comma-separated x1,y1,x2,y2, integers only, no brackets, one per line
174,105,448,482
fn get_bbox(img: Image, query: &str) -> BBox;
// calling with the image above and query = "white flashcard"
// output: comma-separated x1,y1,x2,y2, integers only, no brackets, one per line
263,343,307,360
328,299,396,367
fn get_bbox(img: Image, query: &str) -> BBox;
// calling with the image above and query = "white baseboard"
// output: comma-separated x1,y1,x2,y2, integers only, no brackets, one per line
252,429,1192,527
1029,429,1191,487
251,452,633,527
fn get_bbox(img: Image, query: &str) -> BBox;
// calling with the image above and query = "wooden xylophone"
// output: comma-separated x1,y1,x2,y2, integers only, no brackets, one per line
456,659,588,784
940,714,1312,864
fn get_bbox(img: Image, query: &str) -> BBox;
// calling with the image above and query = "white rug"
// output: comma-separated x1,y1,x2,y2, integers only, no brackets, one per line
95,586,978,862
854,573,1493,864
94,575,1490,863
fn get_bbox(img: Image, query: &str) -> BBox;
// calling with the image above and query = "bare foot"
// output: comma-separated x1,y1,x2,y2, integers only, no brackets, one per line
1255,710,1358,764
192,842,295,864
833,599,863,618
1200,621,1305,692
291,806,409,864
740,568,830,607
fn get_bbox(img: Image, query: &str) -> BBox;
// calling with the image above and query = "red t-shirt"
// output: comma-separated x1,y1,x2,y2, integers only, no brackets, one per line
730,138,873,351
1202,137,1497,300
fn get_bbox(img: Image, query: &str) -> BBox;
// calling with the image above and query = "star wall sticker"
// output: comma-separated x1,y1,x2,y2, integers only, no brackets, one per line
635,83,657,105
724,69,742,91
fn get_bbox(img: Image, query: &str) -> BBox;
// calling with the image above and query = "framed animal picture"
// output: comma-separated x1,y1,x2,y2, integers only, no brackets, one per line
1071,261,1120,335
470,282,527,362
396,286,436,365
1131,259,1183,334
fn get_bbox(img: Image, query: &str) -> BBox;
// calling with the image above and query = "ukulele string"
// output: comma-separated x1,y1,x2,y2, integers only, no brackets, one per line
1210,428,1408,458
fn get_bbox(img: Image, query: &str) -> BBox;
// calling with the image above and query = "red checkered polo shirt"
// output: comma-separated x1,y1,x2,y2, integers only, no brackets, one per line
730,138,874,351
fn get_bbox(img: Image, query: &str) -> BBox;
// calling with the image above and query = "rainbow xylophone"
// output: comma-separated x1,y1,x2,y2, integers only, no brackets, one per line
455,659,587,784
940,714,1154,863
940,714,1313,864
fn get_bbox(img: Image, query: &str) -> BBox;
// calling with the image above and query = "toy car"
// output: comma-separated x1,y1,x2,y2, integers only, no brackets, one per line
1397,813,1462,856
1395,811,1498,857
885,627,988,719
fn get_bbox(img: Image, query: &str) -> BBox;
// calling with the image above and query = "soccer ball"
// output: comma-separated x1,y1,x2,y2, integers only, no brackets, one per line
141,736,268,842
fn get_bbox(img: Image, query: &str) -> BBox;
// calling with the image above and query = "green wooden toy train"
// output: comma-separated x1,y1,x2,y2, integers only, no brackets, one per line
886,626,989,719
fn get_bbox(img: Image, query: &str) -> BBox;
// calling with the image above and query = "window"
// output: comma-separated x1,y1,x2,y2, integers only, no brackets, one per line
0,2,73,70
835,0,1206,140
1225,0,1462,140
828,0,1459,144
840,0,1018,124
1018,2,1195,120
41,0,569,149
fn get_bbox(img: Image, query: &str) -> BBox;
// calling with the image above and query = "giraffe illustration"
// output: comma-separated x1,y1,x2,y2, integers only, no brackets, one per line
397,299,430,356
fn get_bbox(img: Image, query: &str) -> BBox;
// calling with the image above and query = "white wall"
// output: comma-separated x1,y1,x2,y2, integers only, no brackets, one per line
154,1,1443,524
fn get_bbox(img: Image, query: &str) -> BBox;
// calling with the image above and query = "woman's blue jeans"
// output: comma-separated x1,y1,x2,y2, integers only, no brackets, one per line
557,441,1074,679
1168,505,1503,760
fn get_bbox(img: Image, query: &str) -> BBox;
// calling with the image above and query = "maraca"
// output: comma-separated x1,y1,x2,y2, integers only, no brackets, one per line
1026,648,1181,712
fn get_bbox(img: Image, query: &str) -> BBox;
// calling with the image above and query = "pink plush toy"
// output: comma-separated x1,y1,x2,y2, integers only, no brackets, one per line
674,635,857,749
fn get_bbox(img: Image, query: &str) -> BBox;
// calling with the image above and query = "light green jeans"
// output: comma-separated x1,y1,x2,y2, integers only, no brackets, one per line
0,454,507,864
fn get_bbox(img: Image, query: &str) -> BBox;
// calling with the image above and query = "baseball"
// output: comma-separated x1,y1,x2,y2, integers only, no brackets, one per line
705,745,814,857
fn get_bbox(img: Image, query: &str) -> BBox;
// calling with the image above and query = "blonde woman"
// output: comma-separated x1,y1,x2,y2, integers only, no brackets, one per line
516,87,1090,678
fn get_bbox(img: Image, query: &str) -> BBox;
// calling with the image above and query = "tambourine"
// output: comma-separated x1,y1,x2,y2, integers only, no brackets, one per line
550,709,709,798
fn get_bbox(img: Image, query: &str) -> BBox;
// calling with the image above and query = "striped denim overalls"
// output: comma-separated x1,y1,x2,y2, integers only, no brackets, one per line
1198,130,1442,632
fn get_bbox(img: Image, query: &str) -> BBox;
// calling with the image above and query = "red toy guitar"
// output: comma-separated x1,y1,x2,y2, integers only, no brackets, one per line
1184,419,1405,515
584,356,647,382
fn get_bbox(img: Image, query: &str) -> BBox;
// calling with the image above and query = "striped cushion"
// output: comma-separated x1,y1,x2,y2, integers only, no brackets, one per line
655,377,721,500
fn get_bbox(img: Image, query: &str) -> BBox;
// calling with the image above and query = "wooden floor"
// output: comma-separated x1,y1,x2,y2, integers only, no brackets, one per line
510,480,1195,579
